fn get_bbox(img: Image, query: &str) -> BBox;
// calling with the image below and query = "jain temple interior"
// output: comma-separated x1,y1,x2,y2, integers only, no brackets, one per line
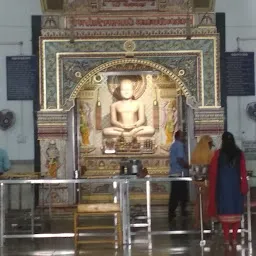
0,0,256,255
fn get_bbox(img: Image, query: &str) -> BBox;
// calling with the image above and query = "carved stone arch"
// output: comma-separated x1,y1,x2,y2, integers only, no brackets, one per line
63,58,195,111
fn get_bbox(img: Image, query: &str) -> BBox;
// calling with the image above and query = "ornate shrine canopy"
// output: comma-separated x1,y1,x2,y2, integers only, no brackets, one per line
38,0,223,140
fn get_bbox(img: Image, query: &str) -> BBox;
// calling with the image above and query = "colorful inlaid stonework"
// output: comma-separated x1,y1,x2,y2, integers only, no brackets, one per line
40,36,220,110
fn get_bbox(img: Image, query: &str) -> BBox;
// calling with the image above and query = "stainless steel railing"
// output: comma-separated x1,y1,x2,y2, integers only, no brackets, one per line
0,177,252,253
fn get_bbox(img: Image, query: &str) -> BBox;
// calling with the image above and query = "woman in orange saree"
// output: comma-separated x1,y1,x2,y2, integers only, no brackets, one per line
191,135,214,228
208,132,248,246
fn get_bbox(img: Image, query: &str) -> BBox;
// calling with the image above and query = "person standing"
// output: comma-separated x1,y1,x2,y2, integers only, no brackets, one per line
208,132,248,246
190,135,214,228
168,130,189,221
0,148,10,174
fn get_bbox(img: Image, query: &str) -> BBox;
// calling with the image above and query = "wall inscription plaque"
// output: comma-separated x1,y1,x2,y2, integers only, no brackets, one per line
223,52,255,96
6,56,37,101
100,0,157,11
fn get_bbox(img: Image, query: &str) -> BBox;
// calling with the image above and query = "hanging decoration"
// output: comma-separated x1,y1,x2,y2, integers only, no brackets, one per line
153,87,159,129
95,88,102,130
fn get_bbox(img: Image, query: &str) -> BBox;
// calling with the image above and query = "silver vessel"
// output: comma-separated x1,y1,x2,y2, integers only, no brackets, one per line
189,165,209,181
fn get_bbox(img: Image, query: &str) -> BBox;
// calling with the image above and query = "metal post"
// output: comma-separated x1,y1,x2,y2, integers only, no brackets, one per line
120,181,127,245
49,184,52,218
211,220,214,234
200,246,204,256
7,184,11,211
199,186,206,247
77,182,80,204
123,245,132,256
42,184,44,216
120,180,131,245
146,180,152,250
247,184,252,244
113,181,118,248
0,183,5,247
241,215,245,240
31,184,35,239
126,180,131,245
19,184,22,210
248,242,253,256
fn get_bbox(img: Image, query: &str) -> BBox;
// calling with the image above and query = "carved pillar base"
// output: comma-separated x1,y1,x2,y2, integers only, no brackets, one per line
40,139,67,178
39,184,69,207
38,111,69,206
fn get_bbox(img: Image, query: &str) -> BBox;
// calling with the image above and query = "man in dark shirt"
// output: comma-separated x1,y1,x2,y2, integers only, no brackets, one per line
168,130,189,221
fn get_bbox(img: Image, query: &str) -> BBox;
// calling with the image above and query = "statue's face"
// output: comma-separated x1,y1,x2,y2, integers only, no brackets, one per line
120,80,134,99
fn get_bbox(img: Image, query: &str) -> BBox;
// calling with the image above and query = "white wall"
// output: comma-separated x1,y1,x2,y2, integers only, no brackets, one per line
0,0,41,160
216,0,256,141
216,0,256,172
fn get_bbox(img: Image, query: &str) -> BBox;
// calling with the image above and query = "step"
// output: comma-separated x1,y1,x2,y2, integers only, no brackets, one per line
76,226,115,230
77,239,116,244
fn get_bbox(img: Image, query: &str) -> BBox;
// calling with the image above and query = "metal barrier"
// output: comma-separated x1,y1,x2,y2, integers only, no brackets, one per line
0,177,252,253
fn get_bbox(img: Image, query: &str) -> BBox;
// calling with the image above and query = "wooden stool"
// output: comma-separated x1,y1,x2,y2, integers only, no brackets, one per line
74,203,122,250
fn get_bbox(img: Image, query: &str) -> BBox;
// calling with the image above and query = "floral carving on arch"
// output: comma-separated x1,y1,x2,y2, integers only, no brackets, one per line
62,58,194,111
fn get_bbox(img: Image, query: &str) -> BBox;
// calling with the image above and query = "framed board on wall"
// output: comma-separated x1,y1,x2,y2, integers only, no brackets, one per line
223,52,255,96
6,56,37,100
242,141,256,160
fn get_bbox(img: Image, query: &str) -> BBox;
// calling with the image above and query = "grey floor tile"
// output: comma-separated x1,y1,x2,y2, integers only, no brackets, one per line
1,212,255,256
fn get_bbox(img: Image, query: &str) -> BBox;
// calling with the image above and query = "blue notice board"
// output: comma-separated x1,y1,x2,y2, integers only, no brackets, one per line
6,56,37,100
223,52,255,96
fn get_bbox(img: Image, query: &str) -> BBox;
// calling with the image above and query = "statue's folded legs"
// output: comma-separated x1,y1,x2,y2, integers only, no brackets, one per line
103,126,155,138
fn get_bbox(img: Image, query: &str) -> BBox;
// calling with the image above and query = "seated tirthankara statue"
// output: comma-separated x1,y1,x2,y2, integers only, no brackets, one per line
103,78,155,139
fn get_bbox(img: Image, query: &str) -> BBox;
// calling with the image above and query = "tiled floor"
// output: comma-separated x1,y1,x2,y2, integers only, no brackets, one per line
1,211,255,256
1,235,254,256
